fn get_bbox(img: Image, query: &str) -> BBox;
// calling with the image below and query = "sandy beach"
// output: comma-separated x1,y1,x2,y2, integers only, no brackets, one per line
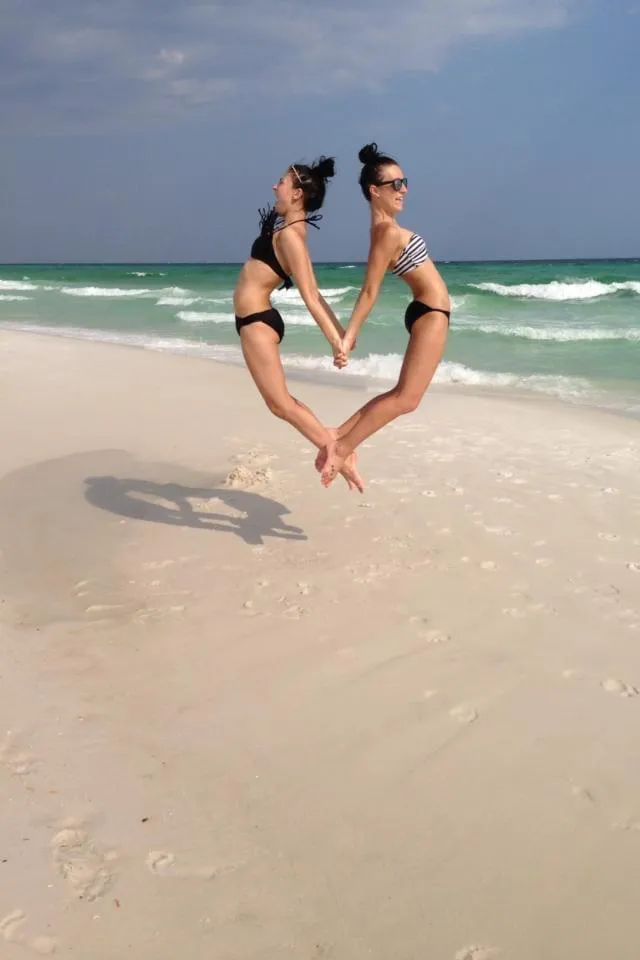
1,328,640,959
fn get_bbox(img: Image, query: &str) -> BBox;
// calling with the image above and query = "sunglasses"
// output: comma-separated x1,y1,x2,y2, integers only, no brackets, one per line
377,177,408,191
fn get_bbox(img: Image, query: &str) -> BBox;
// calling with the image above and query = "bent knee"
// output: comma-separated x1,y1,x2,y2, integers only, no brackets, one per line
394,392,422,415
264,394,294,420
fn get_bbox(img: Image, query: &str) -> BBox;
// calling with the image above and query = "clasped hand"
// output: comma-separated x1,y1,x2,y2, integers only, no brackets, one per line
332,334,356,370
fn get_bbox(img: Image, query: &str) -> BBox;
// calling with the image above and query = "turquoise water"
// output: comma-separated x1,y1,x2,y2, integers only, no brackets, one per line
1,260,639,416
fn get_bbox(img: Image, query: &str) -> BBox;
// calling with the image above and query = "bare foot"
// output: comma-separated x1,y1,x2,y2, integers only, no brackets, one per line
314,429,362,492
342,453,364,493
316,428,337,473
320,439,349,489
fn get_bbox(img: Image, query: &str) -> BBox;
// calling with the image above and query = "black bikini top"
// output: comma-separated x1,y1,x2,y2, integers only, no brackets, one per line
250,205,321,290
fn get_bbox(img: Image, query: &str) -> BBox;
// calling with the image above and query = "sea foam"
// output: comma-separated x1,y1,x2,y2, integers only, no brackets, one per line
471,280,640,301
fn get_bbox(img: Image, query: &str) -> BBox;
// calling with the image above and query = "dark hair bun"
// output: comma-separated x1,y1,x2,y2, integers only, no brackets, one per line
358,143,380,165
312,156,336,180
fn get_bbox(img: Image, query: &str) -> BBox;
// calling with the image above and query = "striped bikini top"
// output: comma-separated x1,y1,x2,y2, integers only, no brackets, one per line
391,233,429,277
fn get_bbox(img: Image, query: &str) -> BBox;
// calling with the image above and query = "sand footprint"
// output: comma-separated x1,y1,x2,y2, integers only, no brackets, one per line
146,850,238,880
251,546,269,560
502,607,528,619
450,705,479,725
455,945,497,959
134,604,187,624
422,689,439,701
601,678,639,698
570,784,595,804
614,608,639,623
613,820,640,833
51,827,115,901
281,604,305,619
224,462,272,490
0,731,39,777
0,911,57,954
563,670,638,699
85,604,127,616
421,629,451,644
529,601,555,616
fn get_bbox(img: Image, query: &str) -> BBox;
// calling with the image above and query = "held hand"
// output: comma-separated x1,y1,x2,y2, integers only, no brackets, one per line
341,332,357,356
332,340,348,369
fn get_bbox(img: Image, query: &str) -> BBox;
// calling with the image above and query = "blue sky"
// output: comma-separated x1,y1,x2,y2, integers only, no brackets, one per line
1,0,638,262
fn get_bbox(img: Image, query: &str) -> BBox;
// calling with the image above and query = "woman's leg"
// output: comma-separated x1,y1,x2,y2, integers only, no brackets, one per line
240,323,364,491
319,312,448,486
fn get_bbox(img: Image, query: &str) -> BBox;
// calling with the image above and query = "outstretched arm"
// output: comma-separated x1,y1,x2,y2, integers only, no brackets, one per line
279,229,345,364
319,293,346,340
343,224,397,352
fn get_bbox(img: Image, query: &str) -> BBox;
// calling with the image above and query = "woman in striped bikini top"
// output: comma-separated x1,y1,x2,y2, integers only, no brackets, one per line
316,142,452,490
391,232,430,277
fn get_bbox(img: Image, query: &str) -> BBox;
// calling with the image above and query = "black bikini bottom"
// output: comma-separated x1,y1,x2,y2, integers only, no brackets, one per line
404,300,451,334
235,308,285,343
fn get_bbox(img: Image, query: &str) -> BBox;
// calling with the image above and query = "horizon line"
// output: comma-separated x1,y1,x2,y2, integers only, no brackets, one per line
1,257,639,267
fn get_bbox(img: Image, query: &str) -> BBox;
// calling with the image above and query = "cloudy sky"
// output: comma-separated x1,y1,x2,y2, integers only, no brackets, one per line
1,0,638,262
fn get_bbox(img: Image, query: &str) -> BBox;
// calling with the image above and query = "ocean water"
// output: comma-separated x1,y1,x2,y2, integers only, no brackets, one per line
1,260,639,417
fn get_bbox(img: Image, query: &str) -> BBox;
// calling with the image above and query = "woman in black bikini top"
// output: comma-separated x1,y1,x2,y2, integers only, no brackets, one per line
317,143,450,490
248,205,322,292
233,156,364,493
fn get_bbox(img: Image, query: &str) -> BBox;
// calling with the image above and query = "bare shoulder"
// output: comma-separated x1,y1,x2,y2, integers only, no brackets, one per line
279,222,307,246
276,222,309,261
371,220,401,249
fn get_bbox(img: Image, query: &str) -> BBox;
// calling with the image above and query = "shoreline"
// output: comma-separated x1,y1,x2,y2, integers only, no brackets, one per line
3,321,639,427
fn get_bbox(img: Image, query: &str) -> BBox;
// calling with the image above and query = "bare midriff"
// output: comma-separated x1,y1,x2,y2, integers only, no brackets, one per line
401,259,450,311
233,259,282,316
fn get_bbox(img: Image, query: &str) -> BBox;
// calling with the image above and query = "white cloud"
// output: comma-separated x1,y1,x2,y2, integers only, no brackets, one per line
0,0,583,130
159,48,186,66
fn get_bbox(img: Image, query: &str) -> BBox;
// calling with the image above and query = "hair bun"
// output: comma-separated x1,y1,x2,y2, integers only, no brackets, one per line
312,156,336,181
358,142,380,165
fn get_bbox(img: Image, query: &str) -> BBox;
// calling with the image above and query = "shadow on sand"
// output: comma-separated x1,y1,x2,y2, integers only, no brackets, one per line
84,475,307,546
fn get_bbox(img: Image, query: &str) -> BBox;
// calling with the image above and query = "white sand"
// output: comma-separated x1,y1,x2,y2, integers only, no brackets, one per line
1,329,640,958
